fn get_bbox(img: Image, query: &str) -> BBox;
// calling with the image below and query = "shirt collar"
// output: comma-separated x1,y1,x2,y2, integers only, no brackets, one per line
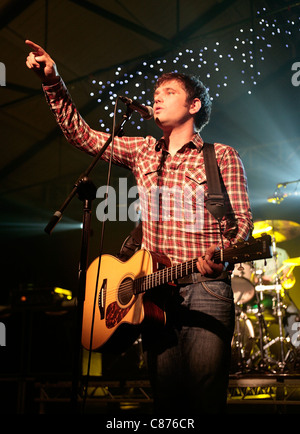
190,133,204,152
155,133,204,153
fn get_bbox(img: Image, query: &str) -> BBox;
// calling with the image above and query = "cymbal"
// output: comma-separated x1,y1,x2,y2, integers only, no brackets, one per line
253,220,300,242
283,257,300,266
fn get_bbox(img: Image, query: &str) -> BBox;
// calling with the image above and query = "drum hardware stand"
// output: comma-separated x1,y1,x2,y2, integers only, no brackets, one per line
254,284,290,372
253,271,274,371
252,236,282,371
269,235,289,371
233,305,246,372
274,276,286,371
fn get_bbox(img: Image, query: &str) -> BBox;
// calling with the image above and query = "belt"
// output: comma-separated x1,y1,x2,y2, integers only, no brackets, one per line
176,271,230,285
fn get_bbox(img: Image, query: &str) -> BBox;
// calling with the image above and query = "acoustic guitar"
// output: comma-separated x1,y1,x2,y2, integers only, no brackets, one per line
82,235,271,352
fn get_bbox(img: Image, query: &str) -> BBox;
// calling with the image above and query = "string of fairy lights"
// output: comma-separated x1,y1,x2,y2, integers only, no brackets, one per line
89,7,300,132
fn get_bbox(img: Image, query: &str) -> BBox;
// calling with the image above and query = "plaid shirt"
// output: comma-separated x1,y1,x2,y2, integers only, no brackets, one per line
43,79,253,264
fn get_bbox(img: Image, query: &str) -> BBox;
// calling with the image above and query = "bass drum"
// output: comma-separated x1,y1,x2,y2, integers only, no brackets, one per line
231,263,255,305
246,294,276,322
230,311,257,373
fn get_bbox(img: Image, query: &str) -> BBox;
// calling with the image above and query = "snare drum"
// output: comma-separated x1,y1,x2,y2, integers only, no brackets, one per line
231,263,255,305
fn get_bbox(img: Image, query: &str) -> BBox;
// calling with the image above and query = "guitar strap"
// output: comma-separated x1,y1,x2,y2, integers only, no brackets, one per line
117,223,143,261
202,142,226,221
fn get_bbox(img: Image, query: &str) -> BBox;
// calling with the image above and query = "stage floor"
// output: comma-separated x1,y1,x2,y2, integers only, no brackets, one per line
1,372,300,414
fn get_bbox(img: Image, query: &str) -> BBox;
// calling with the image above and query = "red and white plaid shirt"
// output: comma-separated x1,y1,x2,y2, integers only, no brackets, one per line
43,79,253,264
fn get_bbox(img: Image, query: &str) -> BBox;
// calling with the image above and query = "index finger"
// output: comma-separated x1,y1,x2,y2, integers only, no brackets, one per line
204,245,218,261
25,39,45,54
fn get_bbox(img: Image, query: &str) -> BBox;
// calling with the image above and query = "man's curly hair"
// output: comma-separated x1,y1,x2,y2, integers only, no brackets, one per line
154,72,212,132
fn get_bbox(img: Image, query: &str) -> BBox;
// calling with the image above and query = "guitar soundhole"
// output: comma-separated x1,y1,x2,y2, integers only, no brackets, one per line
118,277,134,306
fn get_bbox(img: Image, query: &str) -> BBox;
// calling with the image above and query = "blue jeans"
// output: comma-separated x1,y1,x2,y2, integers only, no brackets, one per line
144,280,235,414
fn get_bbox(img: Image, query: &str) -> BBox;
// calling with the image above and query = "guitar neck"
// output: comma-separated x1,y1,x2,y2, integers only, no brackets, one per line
132,235,272,295
134,257,199,294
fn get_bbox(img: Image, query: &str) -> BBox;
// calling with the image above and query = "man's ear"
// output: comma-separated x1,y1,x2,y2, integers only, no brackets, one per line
189,98,201,115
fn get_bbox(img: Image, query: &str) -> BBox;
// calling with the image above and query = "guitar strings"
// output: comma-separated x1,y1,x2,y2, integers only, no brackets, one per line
95,257,201,305
100,252,225,304
96,249,222,302
90,237,268,306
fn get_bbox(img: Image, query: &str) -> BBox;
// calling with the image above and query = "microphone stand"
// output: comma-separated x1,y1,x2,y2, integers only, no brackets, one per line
44,107,133,413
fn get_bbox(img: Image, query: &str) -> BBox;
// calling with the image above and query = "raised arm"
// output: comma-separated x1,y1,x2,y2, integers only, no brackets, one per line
24,40,151,168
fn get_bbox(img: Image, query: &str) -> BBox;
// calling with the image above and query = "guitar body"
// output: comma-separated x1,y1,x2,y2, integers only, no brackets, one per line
82,249,171,352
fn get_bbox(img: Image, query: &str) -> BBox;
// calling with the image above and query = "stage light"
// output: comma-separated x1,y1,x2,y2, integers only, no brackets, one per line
267,180,300,204
267,194,285,204
54,287,73,300
0,219,83,235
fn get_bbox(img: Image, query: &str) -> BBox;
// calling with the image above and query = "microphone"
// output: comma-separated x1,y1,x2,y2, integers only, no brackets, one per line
119,96,153,120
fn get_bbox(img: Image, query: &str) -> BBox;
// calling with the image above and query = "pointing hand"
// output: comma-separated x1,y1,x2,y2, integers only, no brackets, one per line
25,40,59,85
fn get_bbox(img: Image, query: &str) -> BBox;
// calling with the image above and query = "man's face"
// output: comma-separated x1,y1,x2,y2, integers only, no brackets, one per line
153,79,195,131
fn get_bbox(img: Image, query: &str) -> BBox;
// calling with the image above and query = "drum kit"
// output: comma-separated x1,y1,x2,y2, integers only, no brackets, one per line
231,219,300,374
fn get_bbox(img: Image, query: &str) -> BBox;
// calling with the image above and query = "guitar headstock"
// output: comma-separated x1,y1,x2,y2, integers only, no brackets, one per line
223,234,272,264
